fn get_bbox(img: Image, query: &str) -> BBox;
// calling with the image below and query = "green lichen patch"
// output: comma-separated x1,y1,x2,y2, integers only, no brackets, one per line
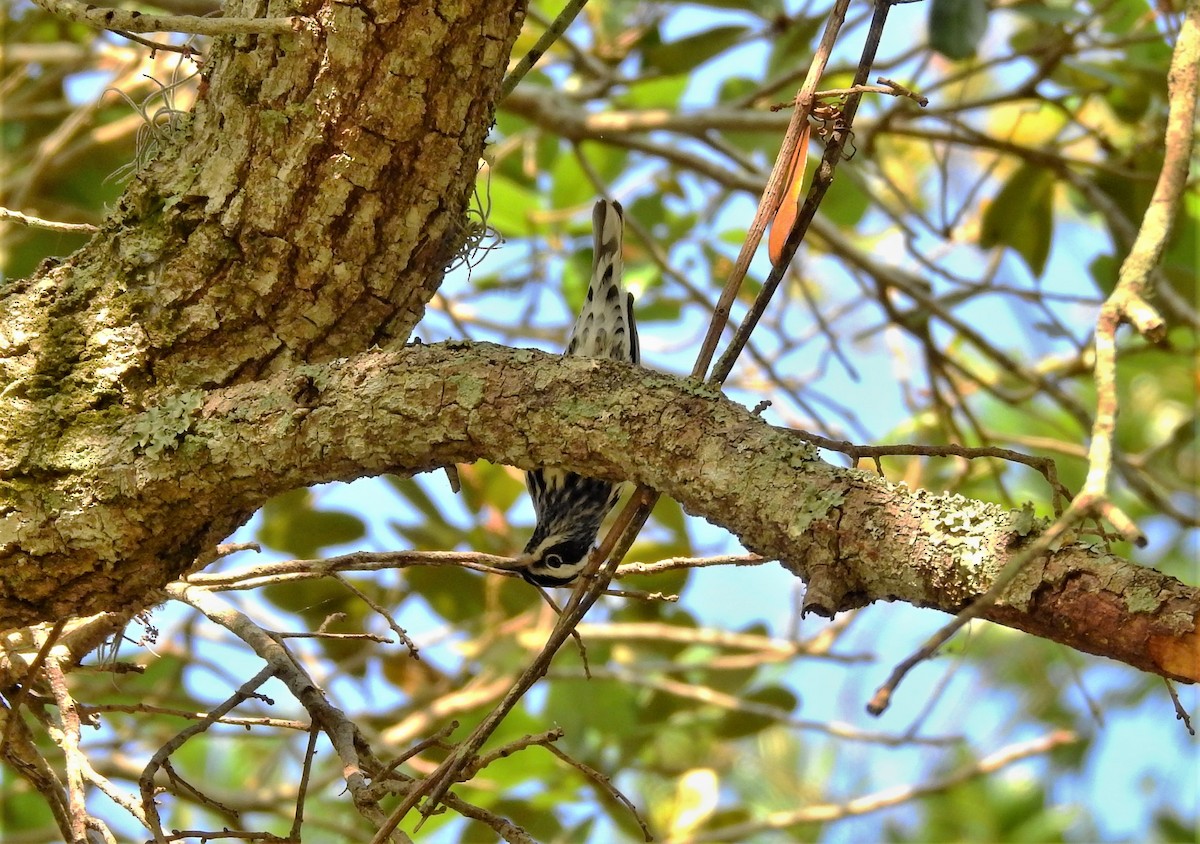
129,390,205,458
792,486,847,536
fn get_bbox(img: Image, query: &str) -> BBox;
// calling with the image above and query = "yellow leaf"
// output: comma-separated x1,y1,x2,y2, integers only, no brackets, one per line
669,767,720,837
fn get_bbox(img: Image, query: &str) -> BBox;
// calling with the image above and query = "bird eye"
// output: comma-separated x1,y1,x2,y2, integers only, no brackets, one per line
544,553,564,568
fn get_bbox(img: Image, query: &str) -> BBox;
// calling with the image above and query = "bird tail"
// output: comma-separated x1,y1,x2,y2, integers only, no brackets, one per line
567,199,639,364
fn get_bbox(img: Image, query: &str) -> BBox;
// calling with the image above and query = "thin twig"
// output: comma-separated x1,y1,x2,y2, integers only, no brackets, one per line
331,572,420,657
500,0,589,99
378,722,460,779
289,724,321,841
709,0,895,385
682,731,1078,842
45,658,88,843
461,727,564,778
109,28,203,57
32,0,300,35
139,666,278,844
616,554,767,575
544,743,653,841
165,584,375,826
602,588,679,601
690,0,853,380
0,620,67,756
186,550,516,590
0,206,99,233
1164,678,1196,736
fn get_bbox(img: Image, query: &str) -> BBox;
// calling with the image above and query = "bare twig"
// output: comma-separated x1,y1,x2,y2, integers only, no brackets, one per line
290,724,321,841
139,665,278,843
500,0,589,99
32,0,300,35
186,550,516,590
45,658,89,843
617,554,767,576
602,587,679,601
461,727,564,778
681,731,1078,842
331,572,420,657
691,0,853,379
0,206,99,233
109,29,203,57
1164,678,1196,736
0,620,67,756
165,584,375,826
708,0,896,385
544,742,653,841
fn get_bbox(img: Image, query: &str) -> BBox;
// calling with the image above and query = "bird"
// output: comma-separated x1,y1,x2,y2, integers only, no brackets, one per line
515,199,639,587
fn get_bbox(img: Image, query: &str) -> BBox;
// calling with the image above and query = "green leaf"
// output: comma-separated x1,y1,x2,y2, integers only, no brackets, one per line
652,495,688,536
456,459,524,514
822,171,871,227
979,163,1056,276
766,16,824,80
715,686,798,739
684,0,780,11
619,73,690,109
384,475,450,525
550,143,628,210
1087,252,1118,296
404,564,485,624
635,296,683,323
257,489,366,558
1161,192,1198,302
390,519,466,552
1009,2,1084,25
642,25,748,75
1101,0,1157,36
1104,72,1155,121
717,75,759,104
484,173,542,238
929,0,989,60
1049,59,1126,93
561,248,594,313
543,677,642,746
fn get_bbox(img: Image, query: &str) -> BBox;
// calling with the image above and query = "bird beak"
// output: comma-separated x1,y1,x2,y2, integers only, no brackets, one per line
500,553,534,571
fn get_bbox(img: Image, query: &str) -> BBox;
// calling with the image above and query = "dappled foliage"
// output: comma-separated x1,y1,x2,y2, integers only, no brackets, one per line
1,0,1196,842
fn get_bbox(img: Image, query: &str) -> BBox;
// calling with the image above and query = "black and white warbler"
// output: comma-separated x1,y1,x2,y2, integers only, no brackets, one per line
516,199,640,587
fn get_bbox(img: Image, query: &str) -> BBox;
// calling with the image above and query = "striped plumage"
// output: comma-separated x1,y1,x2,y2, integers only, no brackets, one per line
517,200,639,587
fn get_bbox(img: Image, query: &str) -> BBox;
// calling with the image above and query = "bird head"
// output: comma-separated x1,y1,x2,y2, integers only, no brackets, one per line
516,533,593,587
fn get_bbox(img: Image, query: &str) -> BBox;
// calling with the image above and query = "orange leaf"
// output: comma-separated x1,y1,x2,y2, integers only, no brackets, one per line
768,122,812,268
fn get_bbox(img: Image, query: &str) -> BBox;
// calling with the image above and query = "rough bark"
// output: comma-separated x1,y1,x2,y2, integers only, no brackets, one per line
1,0,525,612
1,343,1196,683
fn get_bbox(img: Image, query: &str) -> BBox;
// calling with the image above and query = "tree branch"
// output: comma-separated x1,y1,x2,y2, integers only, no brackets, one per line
1,343,1195,682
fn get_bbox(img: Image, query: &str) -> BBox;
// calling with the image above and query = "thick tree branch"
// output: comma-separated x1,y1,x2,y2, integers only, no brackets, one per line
1,343,1195,682
1,0,526,643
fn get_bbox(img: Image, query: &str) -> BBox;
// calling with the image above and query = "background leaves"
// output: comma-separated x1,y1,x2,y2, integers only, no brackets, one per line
1,0,1195,842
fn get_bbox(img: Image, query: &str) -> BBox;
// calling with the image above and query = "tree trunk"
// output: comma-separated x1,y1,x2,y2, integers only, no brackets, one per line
1,0,526,620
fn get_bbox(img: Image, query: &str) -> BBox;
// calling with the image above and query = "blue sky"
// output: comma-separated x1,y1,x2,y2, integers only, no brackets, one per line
46,1,1198,840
